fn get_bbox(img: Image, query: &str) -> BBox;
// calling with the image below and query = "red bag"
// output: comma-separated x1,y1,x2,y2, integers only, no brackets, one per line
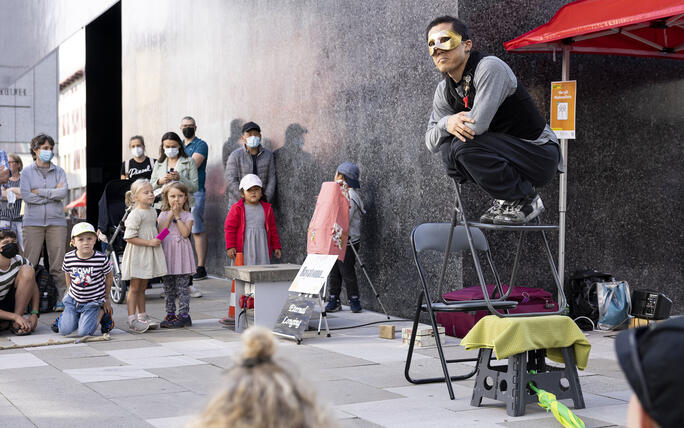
435,285,559,338
307,182,350,261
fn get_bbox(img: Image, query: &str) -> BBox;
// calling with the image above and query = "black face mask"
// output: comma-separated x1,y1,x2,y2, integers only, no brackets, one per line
1,243,19,259
182,128,195,139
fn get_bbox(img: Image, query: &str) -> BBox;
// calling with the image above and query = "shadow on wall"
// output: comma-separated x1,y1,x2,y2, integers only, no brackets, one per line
274,123,317,265
222,119,244,168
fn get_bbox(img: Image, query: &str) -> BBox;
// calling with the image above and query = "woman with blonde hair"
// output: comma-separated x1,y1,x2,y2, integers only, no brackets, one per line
189,327,338,428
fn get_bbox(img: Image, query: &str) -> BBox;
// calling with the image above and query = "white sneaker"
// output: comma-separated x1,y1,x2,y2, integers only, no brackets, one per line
139,314,159,329
128,319,150,334
190,285,203,298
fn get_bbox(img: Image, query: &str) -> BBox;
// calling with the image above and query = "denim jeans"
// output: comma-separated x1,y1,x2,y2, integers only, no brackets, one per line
59,294,102,336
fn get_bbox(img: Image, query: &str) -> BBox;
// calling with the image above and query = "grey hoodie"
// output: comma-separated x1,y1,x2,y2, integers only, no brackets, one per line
348,189,365,244
20,162,68,227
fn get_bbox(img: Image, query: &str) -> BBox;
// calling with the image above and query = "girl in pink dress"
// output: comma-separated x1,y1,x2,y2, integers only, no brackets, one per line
157,182,195,328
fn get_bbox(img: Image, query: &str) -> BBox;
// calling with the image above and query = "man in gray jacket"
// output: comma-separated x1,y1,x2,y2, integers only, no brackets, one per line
225,122,276,207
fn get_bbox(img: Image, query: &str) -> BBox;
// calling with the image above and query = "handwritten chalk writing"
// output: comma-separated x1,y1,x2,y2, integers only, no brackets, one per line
288,304,307,314
281,316,302,328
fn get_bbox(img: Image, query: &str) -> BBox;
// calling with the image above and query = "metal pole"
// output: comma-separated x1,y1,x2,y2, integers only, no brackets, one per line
558,46,570,289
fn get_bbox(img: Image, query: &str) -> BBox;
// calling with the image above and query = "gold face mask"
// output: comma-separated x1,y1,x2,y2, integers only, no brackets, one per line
428,30,462,56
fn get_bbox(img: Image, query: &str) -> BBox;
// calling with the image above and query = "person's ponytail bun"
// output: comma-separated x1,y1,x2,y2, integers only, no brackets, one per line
240,327,276,367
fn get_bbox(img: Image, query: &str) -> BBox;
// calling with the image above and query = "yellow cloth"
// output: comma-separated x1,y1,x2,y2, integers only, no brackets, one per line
460,315,591,370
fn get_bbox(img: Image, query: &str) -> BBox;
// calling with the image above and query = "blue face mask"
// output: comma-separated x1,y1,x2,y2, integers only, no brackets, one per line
245,136,261,149
39,150,54,162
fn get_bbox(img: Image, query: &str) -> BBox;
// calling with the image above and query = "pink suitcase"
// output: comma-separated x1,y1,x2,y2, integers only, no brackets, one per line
306,182,350,262
436,285,559,338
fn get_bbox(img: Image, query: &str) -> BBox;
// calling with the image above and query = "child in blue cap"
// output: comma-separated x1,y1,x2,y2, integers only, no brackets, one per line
326,162,366,313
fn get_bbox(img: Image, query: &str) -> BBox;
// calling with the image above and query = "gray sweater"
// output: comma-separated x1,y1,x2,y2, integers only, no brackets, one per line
20,162,68,227
225,145,276,206
425,56,562,171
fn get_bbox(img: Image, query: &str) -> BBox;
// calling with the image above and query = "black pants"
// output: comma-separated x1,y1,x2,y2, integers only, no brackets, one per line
328,243,359,298
440,132,560,200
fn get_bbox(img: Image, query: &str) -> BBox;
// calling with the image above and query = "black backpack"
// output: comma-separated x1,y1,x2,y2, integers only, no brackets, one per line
568,269,614,330
35,264,58,313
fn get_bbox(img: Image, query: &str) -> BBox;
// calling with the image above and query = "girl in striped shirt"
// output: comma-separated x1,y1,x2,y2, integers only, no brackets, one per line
59,222,114,336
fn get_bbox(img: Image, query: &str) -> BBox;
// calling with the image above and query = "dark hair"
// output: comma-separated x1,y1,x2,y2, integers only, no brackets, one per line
0,229,17,241
158,131,187,162
181,116,196,125
425,16,469,41
29,133,55,160
239,186,267,203
129,135,145,147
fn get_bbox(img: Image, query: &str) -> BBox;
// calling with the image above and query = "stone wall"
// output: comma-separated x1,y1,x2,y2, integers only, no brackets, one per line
120,0,684,316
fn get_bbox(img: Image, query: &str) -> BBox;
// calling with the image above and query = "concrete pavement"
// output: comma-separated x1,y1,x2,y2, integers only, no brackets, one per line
0,277,630,427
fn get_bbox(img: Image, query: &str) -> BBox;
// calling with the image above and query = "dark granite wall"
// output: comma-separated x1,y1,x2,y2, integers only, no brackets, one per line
121,0,683,317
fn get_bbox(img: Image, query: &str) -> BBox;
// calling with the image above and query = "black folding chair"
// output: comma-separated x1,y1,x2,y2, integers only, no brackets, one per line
404,223,518,400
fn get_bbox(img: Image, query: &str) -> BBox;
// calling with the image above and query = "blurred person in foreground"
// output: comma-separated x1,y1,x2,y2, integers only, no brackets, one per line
615,316,684,428
188,327,337,428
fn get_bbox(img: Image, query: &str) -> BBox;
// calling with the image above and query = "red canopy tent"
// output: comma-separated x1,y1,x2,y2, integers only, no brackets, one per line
504,0,684,285
65,192,87,209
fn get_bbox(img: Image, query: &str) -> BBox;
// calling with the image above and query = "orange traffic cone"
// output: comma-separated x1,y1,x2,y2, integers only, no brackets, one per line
228,252,244,319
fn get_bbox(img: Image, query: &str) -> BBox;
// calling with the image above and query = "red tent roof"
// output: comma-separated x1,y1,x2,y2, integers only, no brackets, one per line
504,0,684,60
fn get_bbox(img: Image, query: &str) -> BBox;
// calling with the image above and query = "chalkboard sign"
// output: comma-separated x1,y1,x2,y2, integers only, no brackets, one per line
273,293,317,344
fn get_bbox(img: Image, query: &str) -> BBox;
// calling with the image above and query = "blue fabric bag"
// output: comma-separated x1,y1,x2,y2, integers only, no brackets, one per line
596,281,631,330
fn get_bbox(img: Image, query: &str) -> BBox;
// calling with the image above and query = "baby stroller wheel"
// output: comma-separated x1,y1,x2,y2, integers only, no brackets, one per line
111,272,128,304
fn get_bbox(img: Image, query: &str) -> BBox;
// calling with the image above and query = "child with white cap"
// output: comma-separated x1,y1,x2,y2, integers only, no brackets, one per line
56,222,114,336
224,174,282,265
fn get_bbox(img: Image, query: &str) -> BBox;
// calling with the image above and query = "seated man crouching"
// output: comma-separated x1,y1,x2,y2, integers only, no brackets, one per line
0,229,40,335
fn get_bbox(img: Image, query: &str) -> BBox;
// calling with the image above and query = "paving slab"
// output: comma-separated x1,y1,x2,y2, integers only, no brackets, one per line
111,390,207,420
315,379,403,406
0,277,635,427
148,364,227,395
63,365,158,383
86,377,189,398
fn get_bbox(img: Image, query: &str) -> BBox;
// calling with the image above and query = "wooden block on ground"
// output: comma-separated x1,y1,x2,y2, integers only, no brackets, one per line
379,325,396,339
401,326,446,346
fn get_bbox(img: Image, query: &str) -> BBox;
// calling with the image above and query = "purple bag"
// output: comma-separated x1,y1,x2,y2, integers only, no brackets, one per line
436,285,558,338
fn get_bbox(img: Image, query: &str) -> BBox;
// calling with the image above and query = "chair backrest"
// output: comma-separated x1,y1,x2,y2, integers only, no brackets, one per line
411,223,489,254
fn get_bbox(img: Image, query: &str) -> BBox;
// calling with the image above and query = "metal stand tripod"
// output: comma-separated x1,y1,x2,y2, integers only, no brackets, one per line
348,243,390,319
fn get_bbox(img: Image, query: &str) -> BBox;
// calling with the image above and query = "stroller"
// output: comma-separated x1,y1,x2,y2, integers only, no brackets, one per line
97,179,163,304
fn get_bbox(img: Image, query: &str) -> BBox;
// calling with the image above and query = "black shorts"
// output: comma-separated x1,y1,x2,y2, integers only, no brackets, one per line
0,287,16,313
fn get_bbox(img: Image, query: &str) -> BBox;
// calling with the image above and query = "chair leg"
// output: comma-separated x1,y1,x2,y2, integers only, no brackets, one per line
426,302,455,400
404,293,424,384
404,293,478,396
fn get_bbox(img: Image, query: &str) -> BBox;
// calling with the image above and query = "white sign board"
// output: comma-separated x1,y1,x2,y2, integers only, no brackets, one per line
288,254,339,294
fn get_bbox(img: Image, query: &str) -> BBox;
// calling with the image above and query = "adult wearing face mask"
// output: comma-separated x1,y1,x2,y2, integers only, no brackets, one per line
121,135,156,180
180,116,209,282
150,132,198,210
20,133,69,311
225,122,276,207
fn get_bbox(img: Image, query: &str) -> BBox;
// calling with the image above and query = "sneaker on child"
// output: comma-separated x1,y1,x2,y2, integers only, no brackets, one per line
160,314,177,328
128,319,150,333
138,313,159,329
349,295,362,313
190,285,203,298
325,295,341,312
493,193,544,225
51,315,61,333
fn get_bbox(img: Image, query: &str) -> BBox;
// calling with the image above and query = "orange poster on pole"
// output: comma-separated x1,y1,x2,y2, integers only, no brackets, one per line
550,80,576,139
